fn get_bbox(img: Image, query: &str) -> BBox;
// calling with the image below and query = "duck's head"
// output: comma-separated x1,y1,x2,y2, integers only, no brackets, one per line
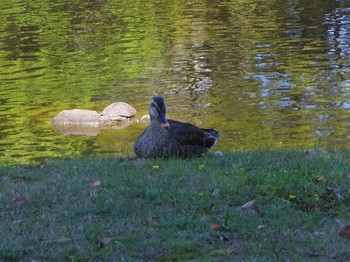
149,96,170,128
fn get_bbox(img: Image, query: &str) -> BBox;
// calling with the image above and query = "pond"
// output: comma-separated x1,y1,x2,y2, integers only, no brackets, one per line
0,0,349,165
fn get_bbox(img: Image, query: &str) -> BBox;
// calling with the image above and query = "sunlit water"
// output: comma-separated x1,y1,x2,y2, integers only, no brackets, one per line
0,0,349,165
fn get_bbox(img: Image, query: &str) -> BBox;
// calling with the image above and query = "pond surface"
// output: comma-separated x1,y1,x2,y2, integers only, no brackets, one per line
0,0,350,165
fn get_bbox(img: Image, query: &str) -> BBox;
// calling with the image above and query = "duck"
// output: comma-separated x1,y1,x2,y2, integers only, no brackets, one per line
134,96,221,158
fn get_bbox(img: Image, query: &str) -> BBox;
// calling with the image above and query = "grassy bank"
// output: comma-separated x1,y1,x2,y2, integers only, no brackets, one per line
0,149,350,261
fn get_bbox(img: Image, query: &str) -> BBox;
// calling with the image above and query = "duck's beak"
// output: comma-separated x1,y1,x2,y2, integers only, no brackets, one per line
159,114,170,128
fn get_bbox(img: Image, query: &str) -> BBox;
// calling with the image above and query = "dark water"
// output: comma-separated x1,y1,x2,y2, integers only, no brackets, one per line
0,0,350,165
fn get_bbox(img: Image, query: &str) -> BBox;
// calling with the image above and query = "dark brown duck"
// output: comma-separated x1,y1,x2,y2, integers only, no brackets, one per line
134,96,221,158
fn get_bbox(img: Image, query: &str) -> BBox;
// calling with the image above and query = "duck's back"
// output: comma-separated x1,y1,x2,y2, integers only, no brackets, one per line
167,119,220,148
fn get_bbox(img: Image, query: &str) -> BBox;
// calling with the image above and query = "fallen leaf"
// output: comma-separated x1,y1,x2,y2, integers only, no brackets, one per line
91,180,101,188
305,150,317,160
198,164,205,171
300,202,318,210
311,231,325,237
98,237,112,248
211,188,220,198
326,186,342,198
289,195,297,201
315,176,324,182
336,219,344,227
37,159,47,169
14,196,27,207
326,186,341,194
240,199,256,209
53,236,71,243
340,225,350,238
211,248,236,255
151,216,161,223
219,235,230,241
210,224,223,231
258,225,266,230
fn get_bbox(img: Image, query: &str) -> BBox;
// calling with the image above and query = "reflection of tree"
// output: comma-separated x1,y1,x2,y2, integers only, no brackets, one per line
1,0,350,164
2,24,41,61
326,7,350,69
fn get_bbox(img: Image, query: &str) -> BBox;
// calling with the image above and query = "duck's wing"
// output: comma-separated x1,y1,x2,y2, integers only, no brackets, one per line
167,119,220,149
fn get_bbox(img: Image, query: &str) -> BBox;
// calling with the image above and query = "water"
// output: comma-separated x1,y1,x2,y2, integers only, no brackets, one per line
0,0,349,165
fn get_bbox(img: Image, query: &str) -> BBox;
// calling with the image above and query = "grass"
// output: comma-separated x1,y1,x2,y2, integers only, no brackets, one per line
0,149,350,261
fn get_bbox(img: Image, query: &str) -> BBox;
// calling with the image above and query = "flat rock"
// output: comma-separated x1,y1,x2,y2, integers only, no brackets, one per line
51,109,101,126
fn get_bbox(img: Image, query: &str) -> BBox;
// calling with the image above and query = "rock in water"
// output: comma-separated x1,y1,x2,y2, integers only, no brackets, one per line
51,109,101,126
100,102,136,122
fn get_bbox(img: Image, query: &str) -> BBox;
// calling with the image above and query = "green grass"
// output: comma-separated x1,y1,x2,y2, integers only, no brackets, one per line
0,149,350,261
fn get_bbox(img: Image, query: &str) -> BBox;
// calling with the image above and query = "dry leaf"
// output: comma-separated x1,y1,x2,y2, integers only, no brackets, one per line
326,186,342,198
240,199,256,209
340,225,350,238
219,235,230,242
300,202,318,210
14,196,27,207
336,219,344,227
305,150,317,160
53,236,71,242
211,188,220,198
315,176,324,182
91,180,101,188
311,231,325,237
37,159,47,169
151,216,161,223
98,237,112,248
210,224,223,231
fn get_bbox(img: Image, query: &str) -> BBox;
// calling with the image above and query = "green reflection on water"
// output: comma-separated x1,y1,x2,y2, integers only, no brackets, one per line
0,0,349,165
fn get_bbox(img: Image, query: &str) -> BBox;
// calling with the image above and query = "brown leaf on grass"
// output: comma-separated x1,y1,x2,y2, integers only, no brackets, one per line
326,186,341,194
336,219,344,227
53,236,71,243
14,196,27,207
211,188,220,198
340,225,350,239
315,176,324,182
305,150,317,160
37,159,47,169
91,180,101,188
151,216,161,223
219,235,231,242
258,225,266,230
240,199,256,209
98,237,112,248
300,202,319,210
326,186,342,198
210,224,223,231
